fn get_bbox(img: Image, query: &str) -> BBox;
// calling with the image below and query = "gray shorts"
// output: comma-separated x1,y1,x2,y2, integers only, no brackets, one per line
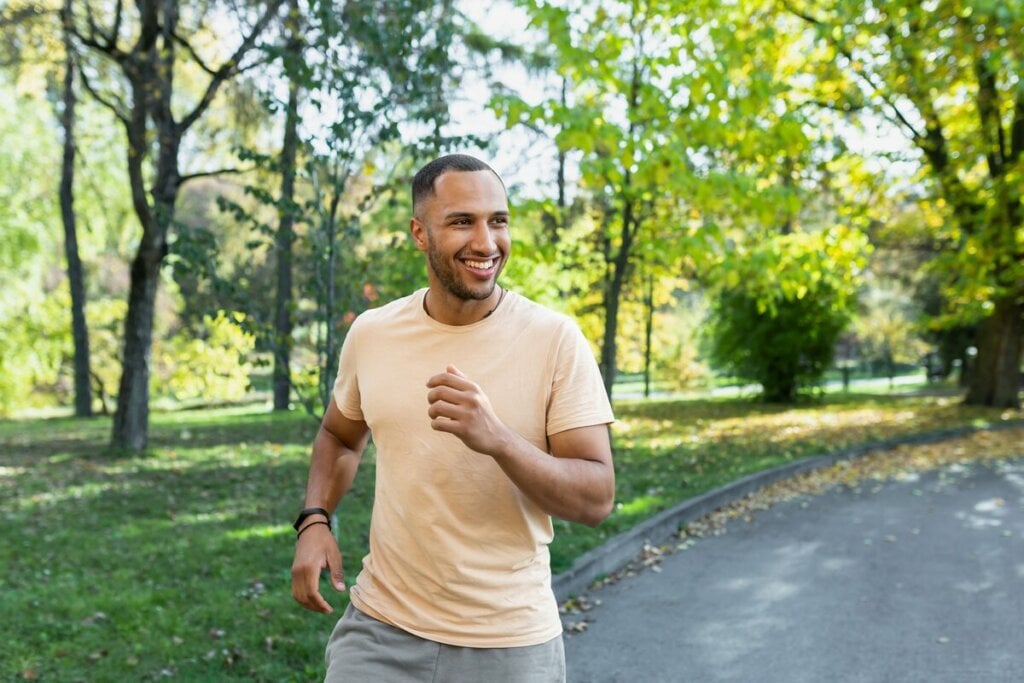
324,603,566,682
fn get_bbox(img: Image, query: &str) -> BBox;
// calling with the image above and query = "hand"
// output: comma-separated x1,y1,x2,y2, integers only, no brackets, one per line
426,365,510,456
290,522,346,614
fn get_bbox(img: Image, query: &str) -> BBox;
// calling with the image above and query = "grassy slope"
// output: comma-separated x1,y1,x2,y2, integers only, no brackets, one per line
0,394,1019,681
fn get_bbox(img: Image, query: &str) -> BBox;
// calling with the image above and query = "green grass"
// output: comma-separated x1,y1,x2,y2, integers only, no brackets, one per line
0,393,1019,681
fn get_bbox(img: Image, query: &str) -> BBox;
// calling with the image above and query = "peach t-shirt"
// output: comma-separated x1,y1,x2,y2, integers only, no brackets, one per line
333,288,614,647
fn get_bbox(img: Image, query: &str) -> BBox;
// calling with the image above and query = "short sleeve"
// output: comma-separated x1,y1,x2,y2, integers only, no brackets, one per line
545,320,614,436
332,319,364,421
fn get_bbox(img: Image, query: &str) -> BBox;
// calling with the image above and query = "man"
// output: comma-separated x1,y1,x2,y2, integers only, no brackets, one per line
291,154,615,682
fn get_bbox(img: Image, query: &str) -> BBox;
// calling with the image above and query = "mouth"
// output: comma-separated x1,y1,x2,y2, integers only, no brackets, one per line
459,256,499,278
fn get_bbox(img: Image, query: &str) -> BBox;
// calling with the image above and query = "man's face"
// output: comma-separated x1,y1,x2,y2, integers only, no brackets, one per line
411,170,510,301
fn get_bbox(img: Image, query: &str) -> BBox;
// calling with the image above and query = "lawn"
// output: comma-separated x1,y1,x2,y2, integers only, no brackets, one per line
0,393,1019,681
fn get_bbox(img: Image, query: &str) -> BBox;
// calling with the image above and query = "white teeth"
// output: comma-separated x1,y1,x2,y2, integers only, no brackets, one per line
464,259,493,269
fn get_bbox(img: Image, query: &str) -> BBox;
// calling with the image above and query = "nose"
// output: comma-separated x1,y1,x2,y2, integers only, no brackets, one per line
468,220,497,255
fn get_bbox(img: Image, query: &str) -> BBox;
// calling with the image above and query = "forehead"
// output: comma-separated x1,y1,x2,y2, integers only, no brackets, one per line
429,170,508,216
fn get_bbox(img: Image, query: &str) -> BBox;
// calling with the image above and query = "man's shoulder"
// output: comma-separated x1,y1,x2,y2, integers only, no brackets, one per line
504,291,575,333
351,290,423,332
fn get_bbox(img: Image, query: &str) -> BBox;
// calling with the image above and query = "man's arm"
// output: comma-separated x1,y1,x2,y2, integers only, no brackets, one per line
426,366,614,527
290,397,370,614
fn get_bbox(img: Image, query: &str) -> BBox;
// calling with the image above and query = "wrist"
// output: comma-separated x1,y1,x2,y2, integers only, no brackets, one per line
293,506,331,532
297,514,329,532
489,425,519,461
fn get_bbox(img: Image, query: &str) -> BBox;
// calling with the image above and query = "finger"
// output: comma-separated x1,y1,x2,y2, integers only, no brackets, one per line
292,560,332,614
447,364,466,378
324,544,346,593
427,400,461,421
431,416,461,434
426,385,465,406
426,369,473,390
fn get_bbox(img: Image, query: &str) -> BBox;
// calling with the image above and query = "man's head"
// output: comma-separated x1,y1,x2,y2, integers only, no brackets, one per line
411,154,507,219
410,155,510,303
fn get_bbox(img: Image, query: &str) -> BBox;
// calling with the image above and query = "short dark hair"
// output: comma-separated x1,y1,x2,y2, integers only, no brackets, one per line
411,154,506,215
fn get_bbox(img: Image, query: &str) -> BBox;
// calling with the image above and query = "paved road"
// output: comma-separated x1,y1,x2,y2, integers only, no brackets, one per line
563,458,1024,682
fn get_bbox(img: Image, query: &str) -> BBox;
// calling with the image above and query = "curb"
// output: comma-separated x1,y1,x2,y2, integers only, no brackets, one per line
552,419,1024,602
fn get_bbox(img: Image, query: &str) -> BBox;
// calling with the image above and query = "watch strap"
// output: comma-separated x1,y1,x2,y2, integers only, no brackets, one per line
293,506,331,532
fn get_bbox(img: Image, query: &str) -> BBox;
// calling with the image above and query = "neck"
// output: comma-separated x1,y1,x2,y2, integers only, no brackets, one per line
423,285,504,326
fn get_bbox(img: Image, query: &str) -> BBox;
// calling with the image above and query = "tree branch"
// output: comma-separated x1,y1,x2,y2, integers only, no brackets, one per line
784,0,926,140
1010,79,1024,165
971,41,1005,177
177,1,285,134
67,4,127,61
0,5,52,27
111,0,124,50
172,30,217,76
179,166,255,184
134,0,160,54
77,65,130,126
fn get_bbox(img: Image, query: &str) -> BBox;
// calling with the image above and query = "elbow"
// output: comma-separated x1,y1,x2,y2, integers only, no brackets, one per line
578,495,615,528
578,472,615,527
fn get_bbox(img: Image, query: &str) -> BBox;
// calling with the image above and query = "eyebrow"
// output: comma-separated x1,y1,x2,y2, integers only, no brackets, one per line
444,210,510,220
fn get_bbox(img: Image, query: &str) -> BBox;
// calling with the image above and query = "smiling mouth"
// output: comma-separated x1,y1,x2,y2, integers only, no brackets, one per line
462,258,495,270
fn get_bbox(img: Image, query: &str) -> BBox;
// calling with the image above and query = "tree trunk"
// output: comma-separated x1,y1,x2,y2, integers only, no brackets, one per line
599,202,636,399
111,236,164,450
59,37,92,418
643,271,653,398
273,73,300,411
965,296,1022,408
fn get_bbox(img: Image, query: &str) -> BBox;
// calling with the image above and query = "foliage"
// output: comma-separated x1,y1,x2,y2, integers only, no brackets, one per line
495,0,857,395
852,281,931,378
788,0,1024,406
156,312,256,403
706,228,867,401
708,285,850,402
0,291,71,416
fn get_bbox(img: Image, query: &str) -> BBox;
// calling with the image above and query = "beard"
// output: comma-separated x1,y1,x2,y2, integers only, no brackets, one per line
426,238,498,301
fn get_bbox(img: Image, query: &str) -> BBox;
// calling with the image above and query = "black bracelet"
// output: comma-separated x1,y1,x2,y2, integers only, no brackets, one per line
293,506,332,531
296,520,330,540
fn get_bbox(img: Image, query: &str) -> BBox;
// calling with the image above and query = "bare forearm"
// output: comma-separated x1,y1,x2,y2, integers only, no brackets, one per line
303,426,362,514
492,430,614,527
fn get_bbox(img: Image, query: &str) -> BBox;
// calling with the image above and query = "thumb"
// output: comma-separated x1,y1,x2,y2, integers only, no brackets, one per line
447,364,466,378
325,549,346,592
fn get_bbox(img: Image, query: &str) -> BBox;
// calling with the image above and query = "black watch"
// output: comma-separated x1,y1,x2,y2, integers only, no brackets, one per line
293,507,331,532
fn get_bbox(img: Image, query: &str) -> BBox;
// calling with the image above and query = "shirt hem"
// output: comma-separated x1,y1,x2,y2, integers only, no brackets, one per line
350,594,563,649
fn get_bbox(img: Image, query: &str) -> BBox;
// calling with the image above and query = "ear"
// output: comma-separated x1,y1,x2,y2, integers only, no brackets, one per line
410,217,428,253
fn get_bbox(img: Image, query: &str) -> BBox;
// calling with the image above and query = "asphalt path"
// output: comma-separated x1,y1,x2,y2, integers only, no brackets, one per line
563,458,1024,682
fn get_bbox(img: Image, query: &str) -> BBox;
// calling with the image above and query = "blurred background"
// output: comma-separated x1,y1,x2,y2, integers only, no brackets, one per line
0,0,1021,678
2,0,1021,441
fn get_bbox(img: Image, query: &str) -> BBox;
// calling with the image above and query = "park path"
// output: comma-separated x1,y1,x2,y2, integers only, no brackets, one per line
563,457,1024,682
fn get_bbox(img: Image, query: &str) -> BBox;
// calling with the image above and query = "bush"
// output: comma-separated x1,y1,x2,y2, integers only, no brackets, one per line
708,286,851,402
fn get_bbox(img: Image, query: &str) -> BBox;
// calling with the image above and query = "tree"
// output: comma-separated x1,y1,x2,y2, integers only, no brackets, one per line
501,0,837,398
272,0,302,411
788,0,1024,407
67,0,286,449
707,228,867,401
213,0,464,416
59,1,92,417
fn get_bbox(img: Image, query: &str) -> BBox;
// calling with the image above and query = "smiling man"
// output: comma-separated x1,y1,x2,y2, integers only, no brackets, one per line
290,154,615,682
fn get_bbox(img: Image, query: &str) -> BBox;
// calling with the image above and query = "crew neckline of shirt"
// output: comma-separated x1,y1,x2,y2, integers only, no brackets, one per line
415,287,512,333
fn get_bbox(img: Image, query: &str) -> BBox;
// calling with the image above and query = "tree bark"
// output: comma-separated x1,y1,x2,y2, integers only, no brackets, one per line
965,296,1022,408
59,24,92,418
599,199,636,399
112,236,164,450
273,46,301,411
643,271,653,398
